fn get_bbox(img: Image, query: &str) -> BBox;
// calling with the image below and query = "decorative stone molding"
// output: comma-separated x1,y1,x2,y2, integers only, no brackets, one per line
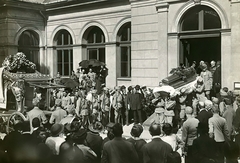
171,0,230,33
155,2,169,13
193,0,201,5
49,25,76,46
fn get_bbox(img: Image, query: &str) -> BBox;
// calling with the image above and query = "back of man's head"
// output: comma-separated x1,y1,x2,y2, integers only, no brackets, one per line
149,123,161,136
112,123,123,137
205,100,213,110
212,105,219,114
198,101,205,109
185,106,193,115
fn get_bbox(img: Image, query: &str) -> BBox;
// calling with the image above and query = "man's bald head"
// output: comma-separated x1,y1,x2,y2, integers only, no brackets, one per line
149,123,161,136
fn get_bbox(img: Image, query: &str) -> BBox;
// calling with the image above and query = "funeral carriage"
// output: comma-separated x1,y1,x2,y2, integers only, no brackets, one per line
0,52,65,133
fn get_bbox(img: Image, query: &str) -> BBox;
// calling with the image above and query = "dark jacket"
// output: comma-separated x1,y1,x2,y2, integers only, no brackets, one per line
130,92,143,110
197,109,213,125
142,137,173,163
86,132,103,162
213,66,221,85
192,134,219,163
127,138,146,163
101,137,139,163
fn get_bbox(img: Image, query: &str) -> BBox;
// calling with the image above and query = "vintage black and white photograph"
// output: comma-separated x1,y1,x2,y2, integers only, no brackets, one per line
0,0,239,163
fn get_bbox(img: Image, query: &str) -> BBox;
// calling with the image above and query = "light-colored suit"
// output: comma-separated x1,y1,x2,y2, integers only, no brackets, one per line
209,114,229,142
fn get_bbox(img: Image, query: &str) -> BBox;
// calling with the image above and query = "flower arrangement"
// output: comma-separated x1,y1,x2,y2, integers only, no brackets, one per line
169,66,196,78
2,52,36,73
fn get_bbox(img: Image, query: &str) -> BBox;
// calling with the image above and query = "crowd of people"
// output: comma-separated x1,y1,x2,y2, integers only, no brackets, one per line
0,59,240,163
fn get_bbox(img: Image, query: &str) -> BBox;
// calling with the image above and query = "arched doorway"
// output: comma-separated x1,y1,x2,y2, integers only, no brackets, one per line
179,5,221,67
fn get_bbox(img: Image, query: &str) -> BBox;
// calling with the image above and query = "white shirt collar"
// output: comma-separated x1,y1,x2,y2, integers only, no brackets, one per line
152,135,161,140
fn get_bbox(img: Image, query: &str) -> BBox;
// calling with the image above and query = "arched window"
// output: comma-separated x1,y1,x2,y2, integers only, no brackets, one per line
181,5,221,31
117,23,131,77
84,26,105,63
18,30,40,70
54,30,73,76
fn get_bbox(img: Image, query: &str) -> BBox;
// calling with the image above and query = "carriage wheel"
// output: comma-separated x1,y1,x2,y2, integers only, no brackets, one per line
6,112,27,134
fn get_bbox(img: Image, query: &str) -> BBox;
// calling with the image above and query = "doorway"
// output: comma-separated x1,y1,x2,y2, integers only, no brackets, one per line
180,36,221,67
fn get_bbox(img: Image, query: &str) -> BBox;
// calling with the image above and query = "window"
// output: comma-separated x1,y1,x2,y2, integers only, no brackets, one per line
18,30,40,70
181,6,221,32
85,26,105,63
117,23,131,77
55,30,73,76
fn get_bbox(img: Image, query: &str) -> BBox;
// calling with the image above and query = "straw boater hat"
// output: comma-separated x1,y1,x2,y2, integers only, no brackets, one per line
88,121,103,133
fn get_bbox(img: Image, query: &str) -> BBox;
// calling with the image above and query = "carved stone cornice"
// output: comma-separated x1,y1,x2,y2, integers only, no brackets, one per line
155,2,169,13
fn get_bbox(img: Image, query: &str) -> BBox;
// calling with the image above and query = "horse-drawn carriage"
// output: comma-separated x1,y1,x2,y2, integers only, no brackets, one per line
0,52,65,133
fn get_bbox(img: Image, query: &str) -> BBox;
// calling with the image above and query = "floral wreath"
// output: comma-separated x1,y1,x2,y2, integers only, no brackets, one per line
2,52,36,73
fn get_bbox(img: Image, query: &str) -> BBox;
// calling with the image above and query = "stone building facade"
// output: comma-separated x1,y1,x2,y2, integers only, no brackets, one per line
0,0,239,89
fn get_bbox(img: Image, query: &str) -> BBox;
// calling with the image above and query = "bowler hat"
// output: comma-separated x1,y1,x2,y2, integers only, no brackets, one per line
51,124,64,137
72,128,87,143
135,85,140,90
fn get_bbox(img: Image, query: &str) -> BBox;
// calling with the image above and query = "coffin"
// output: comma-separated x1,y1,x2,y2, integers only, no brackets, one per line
162,67,197,89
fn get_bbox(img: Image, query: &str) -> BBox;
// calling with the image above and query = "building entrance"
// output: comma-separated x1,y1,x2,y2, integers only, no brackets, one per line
180,36,221,67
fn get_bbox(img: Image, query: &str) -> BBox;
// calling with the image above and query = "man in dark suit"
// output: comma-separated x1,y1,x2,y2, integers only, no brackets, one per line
192,122,218,163
142,123,173,163
197,101,212,125
130,85,144,124
101,123,139,163
213,61,221,96
86,122,103,163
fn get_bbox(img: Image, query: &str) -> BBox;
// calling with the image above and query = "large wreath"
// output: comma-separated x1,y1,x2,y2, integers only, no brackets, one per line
2,52,36,73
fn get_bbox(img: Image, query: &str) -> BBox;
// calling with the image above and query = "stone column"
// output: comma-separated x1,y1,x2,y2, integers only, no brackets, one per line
73,46,82,71
105,44,117,87
221,30,231,89
229,1,240,90
168,34,179,74
156,2,169,82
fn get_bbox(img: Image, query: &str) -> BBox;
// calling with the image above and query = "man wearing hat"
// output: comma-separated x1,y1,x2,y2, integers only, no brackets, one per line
49,99,67,124
99,87,111,128
27,98,48,132
125,86,133,125
71,128,97,163
112,86,124,123
200,64,213,100
102,123,139,163
102,122,115,148
86,122,103,162
45,124,66,155
130,85,144,124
